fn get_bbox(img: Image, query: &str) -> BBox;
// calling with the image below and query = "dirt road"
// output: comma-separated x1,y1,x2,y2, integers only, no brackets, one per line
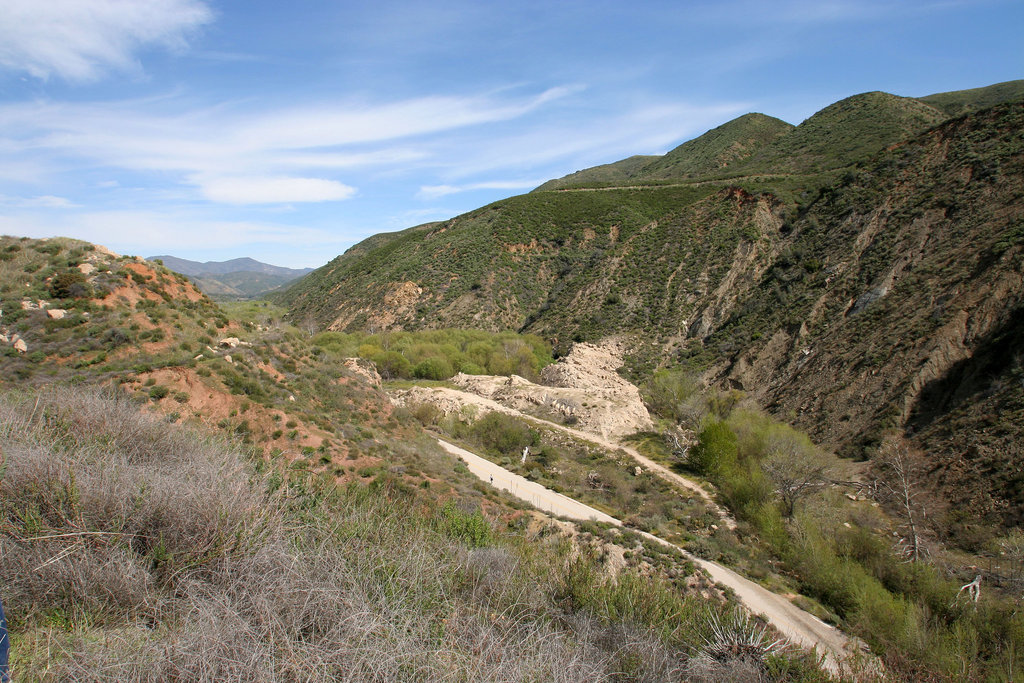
533,416,737,529
409,383,735,527
439,436,862,674
438,440,620,524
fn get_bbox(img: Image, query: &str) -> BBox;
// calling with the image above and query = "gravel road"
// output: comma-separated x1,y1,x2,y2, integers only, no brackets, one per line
438,437,864,674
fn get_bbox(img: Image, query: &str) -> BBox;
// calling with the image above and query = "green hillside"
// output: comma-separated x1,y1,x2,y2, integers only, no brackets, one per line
637,113,794,181
279,83,1024,529
534,154,660,191
918,78,1024,116
723,91,946,176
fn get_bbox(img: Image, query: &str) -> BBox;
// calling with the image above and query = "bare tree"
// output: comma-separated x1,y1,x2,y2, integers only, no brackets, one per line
761,426,830,518
300,315,320,338
954,574,982,604
872,439,935,563
664,425,697,464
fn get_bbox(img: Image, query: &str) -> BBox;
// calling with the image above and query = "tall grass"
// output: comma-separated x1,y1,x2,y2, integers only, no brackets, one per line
0,386,823,681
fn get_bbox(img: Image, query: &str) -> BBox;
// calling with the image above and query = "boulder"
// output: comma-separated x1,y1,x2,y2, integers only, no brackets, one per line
46,309,67,320
13,338,27,353
218,337,241,348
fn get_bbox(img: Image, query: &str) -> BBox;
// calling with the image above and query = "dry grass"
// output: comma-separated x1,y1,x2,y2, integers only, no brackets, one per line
0,386,828,681
0,387,691,681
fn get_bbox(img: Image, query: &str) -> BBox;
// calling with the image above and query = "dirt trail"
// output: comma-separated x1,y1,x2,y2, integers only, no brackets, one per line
438,439,619,524
438,437,863,674
396,383,735,527
393,337,736,528
537,416,737,530
541,174,798,193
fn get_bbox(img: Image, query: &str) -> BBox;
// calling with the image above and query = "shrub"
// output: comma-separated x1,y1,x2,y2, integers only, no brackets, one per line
412,356,454,381
148,385,170,400
471,412,537,456
371,350,411,379
437,500,491,548
49,270,92,299
689,421,737,477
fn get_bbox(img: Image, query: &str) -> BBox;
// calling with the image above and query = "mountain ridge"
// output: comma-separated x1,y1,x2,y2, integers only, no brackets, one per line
278,81,1024,528
150,254,313,299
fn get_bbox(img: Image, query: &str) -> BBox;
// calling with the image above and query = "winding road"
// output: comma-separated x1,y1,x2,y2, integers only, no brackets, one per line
438,437,864,674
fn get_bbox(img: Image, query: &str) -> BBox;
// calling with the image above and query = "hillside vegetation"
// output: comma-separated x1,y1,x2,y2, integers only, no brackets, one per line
3,387,822,681
278,81,1024,532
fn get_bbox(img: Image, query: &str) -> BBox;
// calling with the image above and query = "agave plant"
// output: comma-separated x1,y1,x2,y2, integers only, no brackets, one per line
698,607,787,664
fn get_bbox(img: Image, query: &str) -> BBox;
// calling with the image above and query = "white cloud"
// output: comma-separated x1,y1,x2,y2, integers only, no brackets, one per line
0,210,342,253
234,86,579,151
0,86,586,203
417,185,460,200
0,0,212,82
0,194,79,208
416,179,545,200
194,175,357,204
431,101,750,180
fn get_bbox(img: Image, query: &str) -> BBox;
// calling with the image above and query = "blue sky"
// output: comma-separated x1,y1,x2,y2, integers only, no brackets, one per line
0,0,1021,268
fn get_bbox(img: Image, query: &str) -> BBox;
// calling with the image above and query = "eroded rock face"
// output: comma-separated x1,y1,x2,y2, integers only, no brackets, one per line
343,357,382,387
445,339,653,440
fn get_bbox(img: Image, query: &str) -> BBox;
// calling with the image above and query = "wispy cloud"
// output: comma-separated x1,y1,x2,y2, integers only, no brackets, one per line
0,0,213,81
193,175,357,204
233,86,581,150
417,179,546,200
0,86,584,205
428,101,750,180
0,194,79,208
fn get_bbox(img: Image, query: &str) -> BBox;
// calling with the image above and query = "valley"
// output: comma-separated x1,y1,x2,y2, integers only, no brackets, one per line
2,79,1024,682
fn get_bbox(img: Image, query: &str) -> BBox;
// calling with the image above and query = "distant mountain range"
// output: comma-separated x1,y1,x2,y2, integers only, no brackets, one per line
149,255,313,299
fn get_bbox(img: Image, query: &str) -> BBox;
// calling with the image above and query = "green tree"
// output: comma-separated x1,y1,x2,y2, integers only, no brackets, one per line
689,421,737,477
371,351,411,379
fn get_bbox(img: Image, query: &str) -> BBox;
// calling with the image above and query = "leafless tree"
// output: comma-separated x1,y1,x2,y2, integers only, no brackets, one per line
664,425,697,464
954,574,982,604
872,439,934,563
761,427,829,518
301,315,319,338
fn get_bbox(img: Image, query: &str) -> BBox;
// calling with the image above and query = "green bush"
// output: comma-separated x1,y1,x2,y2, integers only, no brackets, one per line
49,270,92,299
689,421,737,476
148,385,170,401
371,350,411,379
437,500,491,548
471,412,537,456
412,356,454,380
